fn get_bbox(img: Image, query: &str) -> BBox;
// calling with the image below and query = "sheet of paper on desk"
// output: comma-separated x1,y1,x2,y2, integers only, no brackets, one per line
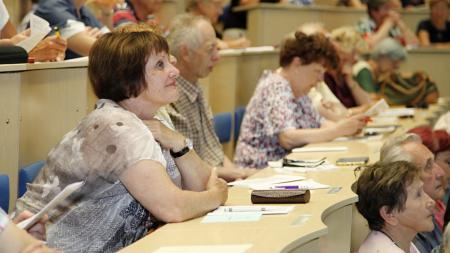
274,163,339,173
333,135,383,142
212,205,295,215
153,244,253,253
16,14,51,52
251,179,330,190
292,146,348,153
202,212,262,223
228,175,305,188
378,108,415,117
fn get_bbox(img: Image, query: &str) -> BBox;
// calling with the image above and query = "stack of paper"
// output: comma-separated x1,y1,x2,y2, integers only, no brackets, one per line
212,205,295,215
228,175,305,189
292,146,348,153
251,179,330,190
364,99,389,116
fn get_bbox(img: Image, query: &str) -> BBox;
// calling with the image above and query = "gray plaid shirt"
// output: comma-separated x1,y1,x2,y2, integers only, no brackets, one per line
168,76,224,167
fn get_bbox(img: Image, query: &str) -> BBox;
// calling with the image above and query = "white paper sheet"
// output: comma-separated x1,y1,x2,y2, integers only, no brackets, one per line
153,244,253,253
202,212,262,223
378,108,415,117
228,175,305,188
364,99,389,116
16,14,51,52
212,205,295,215
251,179,330,190
17,181,84,230
292,146,348,153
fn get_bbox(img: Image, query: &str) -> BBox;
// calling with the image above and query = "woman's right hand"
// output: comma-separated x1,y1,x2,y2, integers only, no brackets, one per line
206,168,228,205
336,114,367,136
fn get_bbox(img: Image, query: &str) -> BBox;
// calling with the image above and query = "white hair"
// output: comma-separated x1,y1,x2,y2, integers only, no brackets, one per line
166,14,207,59
380,133,422,163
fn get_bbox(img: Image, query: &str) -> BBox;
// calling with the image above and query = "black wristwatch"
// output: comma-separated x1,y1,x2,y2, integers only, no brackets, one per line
170,138,193,158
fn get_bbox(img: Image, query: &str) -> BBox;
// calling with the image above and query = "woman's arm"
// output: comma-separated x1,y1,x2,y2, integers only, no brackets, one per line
278,115,366,150
417,30,431,47
145,119,211,190
0,222,62,253
120,160,228,223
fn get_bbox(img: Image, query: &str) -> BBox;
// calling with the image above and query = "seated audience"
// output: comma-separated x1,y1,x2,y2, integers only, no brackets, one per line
234,32,367,168
417,0,450,49
381,133,446,252
357,0,418,48
353,38,438,107
15,27,227,252
356,161,435,253
35,0,109,59
0,208,62,253
187,0,251,49
325,26,373,115
112,0,162,28
166,14,256,181
0,0,66,62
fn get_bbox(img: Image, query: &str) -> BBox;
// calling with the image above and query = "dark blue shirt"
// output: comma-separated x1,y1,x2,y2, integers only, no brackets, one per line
413,218,442,253
417,19,450,43
35,0,102,59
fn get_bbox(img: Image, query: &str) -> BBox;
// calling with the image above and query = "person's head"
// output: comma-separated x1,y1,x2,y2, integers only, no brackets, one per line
187,0,224,24
167,14,219,82
408,126,450,184
130,0,163,16
356,161,435,233
429,0,449,24
330,26,369,70
371,38,406,74
367,0,394,25
89,26,179,108
381,133,446,201
279,31,339,96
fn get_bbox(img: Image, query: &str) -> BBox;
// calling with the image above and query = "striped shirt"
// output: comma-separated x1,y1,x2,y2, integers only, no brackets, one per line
168,76,224,167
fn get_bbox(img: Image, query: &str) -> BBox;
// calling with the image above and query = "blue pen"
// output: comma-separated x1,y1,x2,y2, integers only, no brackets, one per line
273,185,299,189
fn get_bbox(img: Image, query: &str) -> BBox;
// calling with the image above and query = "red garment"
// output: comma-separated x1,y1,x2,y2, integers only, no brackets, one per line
435,200,445,232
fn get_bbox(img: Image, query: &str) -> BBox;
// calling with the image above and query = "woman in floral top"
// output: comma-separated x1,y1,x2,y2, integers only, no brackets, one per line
15,26,228,252
234,32,367,168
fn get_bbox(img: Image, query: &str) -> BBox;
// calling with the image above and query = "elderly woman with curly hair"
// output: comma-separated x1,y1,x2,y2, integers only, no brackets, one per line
234,31,367,168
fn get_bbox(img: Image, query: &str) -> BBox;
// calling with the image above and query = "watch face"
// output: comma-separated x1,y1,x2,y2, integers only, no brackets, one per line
186,138,193,150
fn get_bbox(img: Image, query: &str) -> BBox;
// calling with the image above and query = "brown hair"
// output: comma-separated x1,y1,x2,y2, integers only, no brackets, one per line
279,31,338,69
356,161,421,231
88,29,169,102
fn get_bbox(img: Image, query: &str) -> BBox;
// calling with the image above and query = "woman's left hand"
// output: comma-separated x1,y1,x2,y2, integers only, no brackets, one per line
144,119,186,151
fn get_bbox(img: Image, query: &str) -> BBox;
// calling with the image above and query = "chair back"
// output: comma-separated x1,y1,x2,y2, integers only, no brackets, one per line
234,107,246,142
213,112,233,143
18,160,45,198
0,174,9,212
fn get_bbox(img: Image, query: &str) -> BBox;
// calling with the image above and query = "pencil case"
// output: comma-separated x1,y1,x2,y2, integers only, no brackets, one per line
251,190,310,204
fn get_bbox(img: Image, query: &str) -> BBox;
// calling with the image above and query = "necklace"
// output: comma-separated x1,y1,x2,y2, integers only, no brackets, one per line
379,230,402,249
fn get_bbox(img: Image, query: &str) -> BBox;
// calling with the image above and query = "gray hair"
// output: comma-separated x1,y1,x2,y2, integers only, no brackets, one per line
380,133,422,163
371,38,407,61
166,14,207,58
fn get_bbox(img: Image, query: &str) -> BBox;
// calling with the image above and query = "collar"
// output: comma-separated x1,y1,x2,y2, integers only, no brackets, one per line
176,76,202,103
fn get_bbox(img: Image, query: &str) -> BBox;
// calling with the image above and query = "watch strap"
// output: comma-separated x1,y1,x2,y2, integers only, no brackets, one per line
170,146,190,158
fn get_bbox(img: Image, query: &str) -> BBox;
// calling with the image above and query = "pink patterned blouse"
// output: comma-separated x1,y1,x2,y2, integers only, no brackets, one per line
234,70,322,168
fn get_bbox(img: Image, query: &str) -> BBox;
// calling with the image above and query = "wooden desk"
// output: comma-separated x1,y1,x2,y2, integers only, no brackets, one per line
119,140,385,253
0,59,92,211
238,3,428,46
